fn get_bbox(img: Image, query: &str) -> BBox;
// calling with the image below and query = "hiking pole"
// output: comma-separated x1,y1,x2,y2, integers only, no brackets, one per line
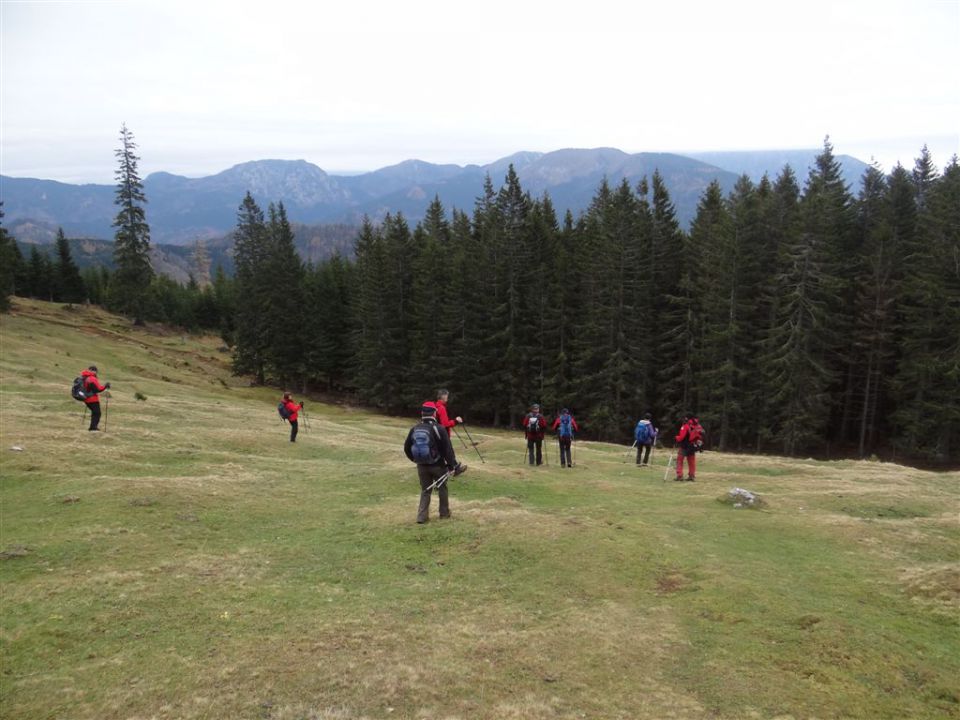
623,440,637,462
103,396,109,434
459,423,485,463
300,409,309,432
80,405,87,425
452,426,470,452
663,453,674,483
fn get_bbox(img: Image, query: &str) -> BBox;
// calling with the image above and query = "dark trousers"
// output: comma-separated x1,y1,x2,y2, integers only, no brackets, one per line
527,438,543,465
87,402,101,431
636,443,652,465
417,464,450,522
289,419,298,442
558,438,573,466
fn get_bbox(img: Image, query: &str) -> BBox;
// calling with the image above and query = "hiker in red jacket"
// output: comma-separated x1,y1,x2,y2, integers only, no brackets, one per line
435,389,462,438
80,366,110,431
523,403,547,465
281,392,304,443
675,413,704,481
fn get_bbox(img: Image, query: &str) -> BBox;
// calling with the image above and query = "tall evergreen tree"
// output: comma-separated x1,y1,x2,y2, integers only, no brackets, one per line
261,202,305,387
850,163,898,457
110,124,153,322
690,180,735,447
763,141,850,455
892,152,960,460
54,228,86,303
232,192,270,383
649,170,694,426
27,246,54,300
0,204,17,311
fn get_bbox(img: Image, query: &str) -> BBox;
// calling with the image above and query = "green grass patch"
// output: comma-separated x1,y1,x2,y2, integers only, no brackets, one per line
2,299,959,719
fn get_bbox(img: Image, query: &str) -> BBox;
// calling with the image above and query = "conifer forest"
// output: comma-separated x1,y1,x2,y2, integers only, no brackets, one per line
2,140,958,465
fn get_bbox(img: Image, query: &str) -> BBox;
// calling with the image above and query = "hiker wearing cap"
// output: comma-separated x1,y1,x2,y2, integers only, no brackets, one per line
280,392,304,442
523,403,547,466
404,402,467,523
80,365,110,431
635,412,658,466
551,408,579,468
435,388,462,438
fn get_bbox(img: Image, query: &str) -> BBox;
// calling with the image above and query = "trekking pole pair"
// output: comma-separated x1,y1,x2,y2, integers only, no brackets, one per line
426,470,452,492
453,423,485,463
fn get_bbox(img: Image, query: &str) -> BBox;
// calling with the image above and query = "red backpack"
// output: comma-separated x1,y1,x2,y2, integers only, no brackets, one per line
687,419,704,448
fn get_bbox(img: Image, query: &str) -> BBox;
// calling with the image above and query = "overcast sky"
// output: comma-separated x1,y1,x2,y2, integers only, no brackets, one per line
1,0,958,184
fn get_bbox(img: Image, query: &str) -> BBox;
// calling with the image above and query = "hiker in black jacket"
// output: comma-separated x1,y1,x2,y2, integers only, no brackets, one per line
404,402,467,524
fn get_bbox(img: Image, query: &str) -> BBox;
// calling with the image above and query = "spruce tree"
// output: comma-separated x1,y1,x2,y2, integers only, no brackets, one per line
0,204,17,311
27,246,54,300
892,152,959,461
649,170,694,427
54,228,86,303
851,163,898,457
262,202,305,387
110,123,153,323
690,180,735,448
232,192,270,383
763,141,850,455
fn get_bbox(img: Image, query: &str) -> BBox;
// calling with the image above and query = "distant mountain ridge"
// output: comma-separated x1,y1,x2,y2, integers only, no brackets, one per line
1,148,870,245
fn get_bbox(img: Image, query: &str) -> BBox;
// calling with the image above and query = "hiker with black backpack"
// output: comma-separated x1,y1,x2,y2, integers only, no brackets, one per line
634,412,658,466
523,403,547,466
278,392,304,443
404,402,467,524
674,413,705,481
75,366,110,431
551,408,579,468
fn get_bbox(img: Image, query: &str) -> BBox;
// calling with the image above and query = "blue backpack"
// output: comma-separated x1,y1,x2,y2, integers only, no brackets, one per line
278,402,292,421
409,422,441,465
558,414,574,438
635,421,654,444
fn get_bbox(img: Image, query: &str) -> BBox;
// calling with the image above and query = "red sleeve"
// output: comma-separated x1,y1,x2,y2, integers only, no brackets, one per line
551,417,560,430
436,402,455,429
572,418,579,431
676,424,688,443
90,377,107,392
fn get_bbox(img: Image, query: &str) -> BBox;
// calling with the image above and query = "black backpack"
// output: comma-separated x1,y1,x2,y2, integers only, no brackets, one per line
71,376,87,402
409,422,441,465
278,402,292,421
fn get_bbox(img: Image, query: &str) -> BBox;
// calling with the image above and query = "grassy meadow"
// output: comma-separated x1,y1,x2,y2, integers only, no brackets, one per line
1,299,958,720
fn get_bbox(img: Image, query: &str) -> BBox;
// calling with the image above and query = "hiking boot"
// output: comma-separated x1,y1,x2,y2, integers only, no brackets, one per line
453,463,467,477
674,476,684,482
439,514,451,520
686,476,696,482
